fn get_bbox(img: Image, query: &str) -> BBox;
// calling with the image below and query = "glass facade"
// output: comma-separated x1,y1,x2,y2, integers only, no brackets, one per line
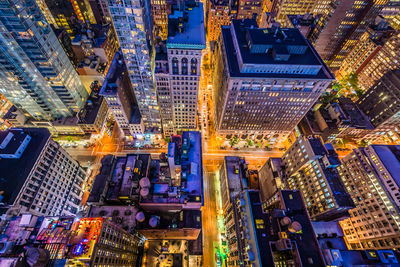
0,0,88,120
108,0,161,131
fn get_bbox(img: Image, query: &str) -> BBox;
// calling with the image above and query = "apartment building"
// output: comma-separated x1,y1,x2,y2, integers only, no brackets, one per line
281,136,354,221
156,2,206,135
214,19,333,145
100,52,144,139
0,128,86,217
0,0,88,121
339,145,400,250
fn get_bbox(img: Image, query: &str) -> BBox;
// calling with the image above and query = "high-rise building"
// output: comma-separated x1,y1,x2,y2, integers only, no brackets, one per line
154,45,173,136
0,0,89,121
312,97,374,142
155,3,205,135
219,156,260,264
0,128,86,217
151,0,169,39
100,52,144,139
258,157,287,201
37,0,97,32
88,0,111,24
0,94,13,129
77,90,109,134
107,0,161,132
207,0,231,42
234,0,263,20
280,136,354,221
356,32,400,91
357,70,400,144
313,221,400,266
35,217,145,265
225,189,325,266
336,17,394,80
213,20,333,145
339,145,400,250
313,0,388,71
270,0,318,27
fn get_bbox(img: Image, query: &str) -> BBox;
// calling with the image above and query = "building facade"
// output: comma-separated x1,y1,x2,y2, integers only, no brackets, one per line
150,0,169,39
357,31,400,91
270,0,318,27
107,0,161,132
336,18,394,80
36,217,145,266
281,136,354,221
339,145,400,250
357,70,400,144
0,128,86,217
213,20,333,145
313,0,388,71
155,3,206,135
0,0,89,121
100,52,144,139
226,189,325,266
207,0,231,41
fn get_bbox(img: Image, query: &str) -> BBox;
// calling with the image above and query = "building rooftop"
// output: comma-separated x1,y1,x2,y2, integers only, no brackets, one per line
100,51,125,96
167,2,206,49
0,130,30,157
106,154,151,202
370,145,400,188
78,91,105,125
129,105,142,125
0,128,51,207
88,155,115,203
249,190,325,266
224,156,249,201
141,132,203,205
135,210,201,230
329,97,374,130
221,19,334,79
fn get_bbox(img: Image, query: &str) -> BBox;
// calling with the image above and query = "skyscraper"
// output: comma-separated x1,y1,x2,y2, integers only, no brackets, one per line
0,128,86,217
207,0,231,41
0,0,89,121
260,136,355,221
356,32,400,91
313,0,388,71
270,0,318,27
100,52,144,139
156,2,205,135
339,145,400,250
213,20,333,145
224,188,326,266
336,17,394,80
107,0,161,132
357,70,400,143
150,0,169,39
35,217,145,265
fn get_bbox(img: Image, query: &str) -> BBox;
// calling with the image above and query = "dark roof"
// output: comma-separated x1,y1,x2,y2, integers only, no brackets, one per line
0,130,29,156
249,190,325,266
3,106,18,120
129,105,142,124
100,51,125,95
88,155,115,203
221,20,334,79
78,92,104,124
371,145,400,188
0,128,51,206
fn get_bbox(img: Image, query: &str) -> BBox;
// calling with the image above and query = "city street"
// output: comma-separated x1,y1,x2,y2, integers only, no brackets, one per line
202,171,221,267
